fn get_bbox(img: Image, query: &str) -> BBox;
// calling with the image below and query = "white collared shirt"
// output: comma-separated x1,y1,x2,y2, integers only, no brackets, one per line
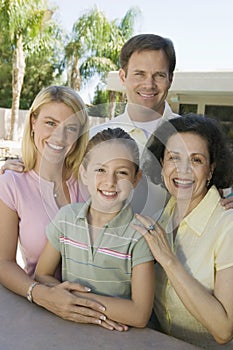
89,101,179,145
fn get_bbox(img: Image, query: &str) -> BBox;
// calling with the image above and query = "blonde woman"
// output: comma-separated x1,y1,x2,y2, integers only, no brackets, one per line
0,86,124,330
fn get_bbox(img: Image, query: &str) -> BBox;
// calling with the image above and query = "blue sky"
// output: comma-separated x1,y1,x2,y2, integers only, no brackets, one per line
51,0,233,71
50,0,233,102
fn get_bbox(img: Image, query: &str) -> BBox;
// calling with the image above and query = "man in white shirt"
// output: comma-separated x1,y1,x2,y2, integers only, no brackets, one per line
90,34,179,216
91,34,179,142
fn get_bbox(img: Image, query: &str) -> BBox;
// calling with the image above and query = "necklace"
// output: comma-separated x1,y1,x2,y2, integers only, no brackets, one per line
53,182,63,199
53,180,70,207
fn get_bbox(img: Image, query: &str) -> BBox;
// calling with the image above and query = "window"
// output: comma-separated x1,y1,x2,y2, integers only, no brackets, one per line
205,105,233,151
179,104,198,115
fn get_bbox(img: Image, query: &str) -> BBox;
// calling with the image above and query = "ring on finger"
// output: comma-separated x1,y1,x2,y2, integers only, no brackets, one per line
147,224,155,234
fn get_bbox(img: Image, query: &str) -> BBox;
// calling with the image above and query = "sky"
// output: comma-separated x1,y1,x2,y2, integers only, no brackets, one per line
50,0,233,101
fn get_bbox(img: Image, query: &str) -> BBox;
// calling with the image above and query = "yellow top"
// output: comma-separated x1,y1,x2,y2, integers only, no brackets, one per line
154,186,233,349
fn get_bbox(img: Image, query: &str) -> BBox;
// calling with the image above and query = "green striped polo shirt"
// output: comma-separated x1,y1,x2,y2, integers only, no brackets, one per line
46,199,154,298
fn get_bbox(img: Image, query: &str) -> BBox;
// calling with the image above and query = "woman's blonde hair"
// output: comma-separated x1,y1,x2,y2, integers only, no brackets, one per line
22,85,89,179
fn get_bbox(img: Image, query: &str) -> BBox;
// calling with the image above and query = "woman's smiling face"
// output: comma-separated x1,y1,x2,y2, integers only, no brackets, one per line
31,101,81,165
162,132,214,208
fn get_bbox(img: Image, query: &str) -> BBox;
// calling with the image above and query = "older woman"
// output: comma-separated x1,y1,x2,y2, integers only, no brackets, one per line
133,114,233,349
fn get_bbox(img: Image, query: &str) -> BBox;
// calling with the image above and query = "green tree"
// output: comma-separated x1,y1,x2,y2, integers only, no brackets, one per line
0,30,13,107
89,88,126,119
0,0,65,140
65,6,140,118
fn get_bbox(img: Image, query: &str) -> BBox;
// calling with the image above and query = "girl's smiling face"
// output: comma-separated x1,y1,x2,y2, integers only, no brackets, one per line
162,132,214,209
80,140,142,213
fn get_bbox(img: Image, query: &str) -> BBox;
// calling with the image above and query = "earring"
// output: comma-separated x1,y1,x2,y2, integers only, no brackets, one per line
160,173,166,188
206,179,210,187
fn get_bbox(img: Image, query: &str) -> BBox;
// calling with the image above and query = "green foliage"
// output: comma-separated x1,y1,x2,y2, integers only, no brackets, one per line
0,2,140,110
0,0,66,108
88,87,126,118
65,6,141,97
80,57,116,81
20,55,64,109
0,31,13,107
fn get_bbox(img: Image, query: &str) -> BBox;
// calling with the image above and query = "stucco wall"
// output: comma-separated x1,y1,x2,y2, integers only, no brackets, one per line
0,107,28,141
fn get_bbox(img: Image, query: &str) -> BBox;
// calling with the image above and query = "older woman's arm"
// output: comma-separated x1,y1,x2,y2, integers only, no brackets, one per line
163,258,233,344
133,214,233,344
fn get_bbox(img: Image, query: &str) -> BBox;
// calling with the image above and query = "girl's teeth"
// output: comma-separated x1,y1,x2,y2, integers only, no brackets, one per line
102,191,116,196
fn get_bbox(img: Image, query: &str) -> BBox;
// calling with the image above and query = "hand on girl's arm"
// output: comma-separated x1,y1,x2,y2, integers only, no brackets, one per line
73,261,155,328
35,242,127,331
32,281,114,327
36,241,154,330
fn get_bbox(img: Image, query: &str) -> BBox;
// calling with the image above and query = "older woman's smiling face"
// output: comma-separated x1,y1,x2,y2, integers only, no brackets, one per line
161,132,214,209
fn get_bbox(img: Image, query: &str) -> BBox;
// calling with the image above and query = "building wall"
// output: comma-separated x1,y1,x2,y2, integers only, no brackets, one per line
107,70,233,114
168,93,233,115
0,107,109,158
0,107,28,141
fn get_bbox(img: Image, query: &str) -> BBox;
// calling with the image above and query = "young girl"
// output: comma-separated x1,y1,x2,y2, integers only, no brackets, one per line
0,86,108,326
36,127,155,329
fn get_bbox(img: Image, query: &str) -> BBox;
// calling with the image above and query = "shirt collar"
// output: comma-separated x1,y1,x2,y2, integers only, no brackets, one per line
122,100,177,126
114,108,135,132
76,199,134,234
163,101,179,120
160,186,221,236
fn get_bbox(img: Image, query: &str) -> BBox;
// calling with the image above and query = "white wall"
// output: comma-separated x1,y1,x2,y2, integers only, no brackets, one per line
0,107,28,141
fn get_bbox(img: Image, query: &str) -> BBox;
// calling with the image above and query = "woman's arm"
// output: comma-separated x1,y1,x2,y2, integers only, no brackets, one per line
0,199,33,295
133,214,233,344
0,200,112,328
73,261,155,328
164,259,233,344
220,192,233,209
35,240,128,331
0,158,24,174
94,261,155,328
36,241,155,328
35,239,62,285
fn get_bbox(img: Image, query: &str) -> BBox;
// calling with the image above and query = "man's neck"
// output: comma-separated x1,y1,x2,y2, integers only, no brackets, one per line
127,102,165,122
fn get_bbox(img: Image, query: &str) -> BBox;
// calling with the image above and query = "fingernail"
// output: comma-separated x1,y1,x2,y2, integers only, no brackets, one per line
85,287,91,291
100,315,106,321
96,319,101,324
99,306,106,311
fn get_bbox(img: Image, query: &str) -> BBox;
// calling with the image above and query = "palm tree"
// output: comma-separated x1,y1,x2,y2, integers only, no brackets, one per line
0,0,62,140
65,6,141,117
